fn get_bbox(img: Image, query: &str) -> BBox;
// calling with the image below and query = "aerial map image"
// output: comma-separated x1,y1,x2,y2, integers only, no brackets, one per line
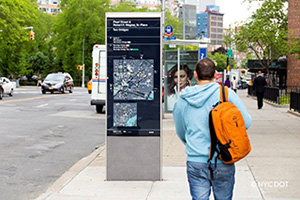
113,103,137,127
113,59,154,100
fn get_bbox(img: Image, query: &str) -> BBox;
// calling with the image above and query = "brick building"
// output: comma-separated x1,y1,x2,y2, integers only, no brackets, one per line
288,0,300,87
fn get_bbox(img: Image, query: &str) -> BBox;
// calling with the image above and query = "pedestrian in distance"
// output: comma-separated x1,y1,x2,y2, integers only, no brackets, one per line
252,71,267,109
231,76,238,93
224,77,230,88
173,57,252,200
37,74,42,86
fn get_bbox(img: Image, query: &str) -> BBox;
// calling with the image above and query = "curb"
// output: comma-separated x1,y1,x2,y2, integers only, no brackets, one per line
35,144,106,200
287,110,300,118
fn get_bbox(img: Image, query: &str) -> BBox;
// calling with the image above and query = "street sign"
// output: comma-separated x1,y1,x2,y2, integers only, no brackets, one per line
199,48,207,59
227,49,233,58
164,36,176,40
165,25,173,37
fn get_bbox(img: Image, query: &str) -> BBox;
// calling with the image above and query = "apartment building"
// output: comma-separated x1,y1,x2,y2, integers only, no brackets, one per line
184,0,215,13
38,0,61,14
196,5,223,49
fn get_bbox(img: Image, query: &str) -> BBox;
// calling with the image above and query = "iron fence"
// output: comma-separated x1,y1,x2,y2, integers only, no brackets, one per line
248,86,290,105
290,89,300,113
264,87,280,104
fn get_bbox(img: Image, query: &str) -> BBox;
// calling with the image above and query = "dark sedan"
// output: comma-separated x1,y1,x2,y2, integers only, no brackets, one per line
237,80,248,89
41,72,73,94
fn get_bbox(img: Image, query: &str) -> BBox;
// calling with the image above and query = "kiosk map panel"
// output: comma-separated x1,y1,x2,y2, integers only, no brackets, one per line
113,103,137,127
106,14,161,136
113,59,154,100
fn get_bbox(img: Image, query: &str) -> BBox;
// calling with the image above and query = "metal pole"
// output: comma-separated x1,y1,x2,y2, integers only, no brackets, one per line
183,2,185,50
177,48,180,95
162,0,165,117
162,0,165,36
229,56,232,85
82,38,85,88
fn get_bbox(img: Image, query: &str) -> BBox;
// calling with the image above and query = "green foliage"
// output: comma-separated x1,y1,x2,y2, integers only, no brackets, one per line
0,0,56,79
290,37,300,59
164,8,182,39
52,0,110,81
241,53,255,68
233,0,287,86
163,8,183,50
279,94,290,105
0,0,40,77
208,52,236,71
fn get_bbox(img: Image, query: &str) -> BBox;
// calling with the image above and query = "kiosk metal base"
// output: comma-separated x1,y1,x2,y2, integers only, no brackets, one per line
106,136,161,181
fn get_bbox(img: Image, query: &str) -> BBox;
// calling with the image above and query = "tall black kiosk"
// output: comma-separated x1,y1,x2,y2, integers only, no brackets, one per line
106,13,162,180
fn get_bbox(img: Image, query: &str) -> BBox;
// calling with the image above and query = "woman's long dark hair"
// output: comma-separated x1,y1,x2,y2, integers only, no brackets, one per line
167,64,193,96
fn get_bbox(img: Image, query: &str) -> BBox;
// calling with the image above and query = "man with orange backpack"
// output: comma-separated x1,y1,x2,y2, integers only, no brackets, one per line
173,57,252,200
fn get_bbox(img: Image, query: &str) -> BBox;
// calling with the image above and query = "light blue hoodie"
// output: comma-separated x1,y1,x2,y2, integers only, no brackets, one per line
173,82,252,164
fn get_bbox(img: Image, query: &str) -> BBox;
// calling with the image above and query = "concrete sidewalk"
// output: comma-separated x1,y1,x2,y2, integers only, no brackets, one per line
36,89,300,200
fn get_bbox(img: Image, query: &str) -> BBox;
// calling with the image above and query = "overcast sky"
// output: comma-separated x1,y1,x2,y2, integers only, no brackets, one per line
215,0,262,28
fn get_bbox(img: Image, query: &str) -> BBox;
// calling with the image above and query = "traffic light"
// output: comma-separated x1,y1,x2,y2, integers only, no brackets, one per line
226,66,230,71
29,30,35,40
77,65,83,70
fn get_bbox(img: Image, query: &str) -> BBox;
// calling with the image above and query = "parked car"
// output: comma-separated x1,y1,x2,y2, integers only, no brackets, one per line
87,79,92,94
245,77,251,85
237,80,248,89
41,72,74,94
0,77,14,99
0,84,3,100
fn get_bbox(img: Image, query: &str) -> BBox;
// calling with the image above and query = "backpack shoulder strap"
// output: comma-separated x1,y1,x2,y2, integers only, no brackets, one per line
220,85,228,102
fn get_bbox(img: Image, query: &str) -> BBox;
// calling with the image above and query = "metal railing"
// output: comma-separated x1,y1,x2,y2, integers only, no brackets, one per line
248,86,290,105
264,87,280,104
290,89,300,113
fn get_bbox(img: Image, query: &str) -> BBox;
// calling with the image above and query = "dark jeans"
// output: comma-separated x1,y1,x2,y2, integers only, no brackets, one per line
256,91,264,109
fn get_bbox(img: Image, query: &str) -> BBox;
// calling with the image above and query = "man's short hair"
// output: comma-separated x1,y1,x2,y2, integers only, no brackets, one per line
195,57,216,80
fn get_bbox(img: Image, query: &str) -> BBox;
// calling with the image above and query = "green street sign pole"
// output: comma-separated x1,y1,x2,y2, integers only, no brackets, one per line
227,49,233,83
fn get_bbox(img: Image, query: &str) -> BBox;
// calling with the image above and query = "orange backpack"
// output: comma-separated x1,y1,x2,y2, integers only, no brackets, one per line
208,85,251,165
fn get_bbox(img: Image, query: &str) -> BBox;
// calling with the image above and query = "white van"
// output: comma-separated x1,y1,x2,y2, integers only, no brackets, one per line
91,44,106,113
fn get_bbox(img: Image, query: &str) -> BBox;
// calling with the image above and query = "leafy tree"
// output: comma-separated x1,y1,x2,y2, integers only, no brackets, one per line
164,9,182,40
0,0,41,78
52,0,156,84
0,0,56,79
241,53,255,69
52,0,110,84
233,0,288,86
208,52,236,72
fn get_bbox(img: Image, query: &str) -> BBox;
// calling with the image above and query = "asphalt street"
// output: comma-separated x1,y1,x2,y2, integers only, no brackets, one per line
0,86,105,200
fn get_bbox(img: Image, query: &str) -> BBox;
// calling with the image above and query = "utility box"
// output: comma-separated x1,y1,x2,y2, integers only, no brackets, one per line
106,12,162,181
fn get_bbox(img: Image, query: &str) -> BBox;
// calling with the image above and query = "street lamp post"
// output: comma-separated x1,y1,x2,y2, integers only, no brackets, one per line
82,38,85,88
